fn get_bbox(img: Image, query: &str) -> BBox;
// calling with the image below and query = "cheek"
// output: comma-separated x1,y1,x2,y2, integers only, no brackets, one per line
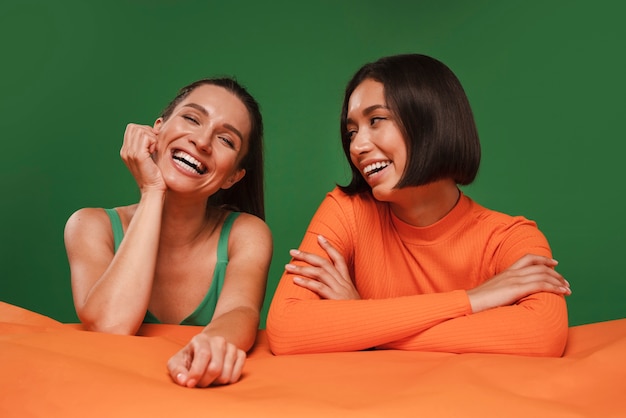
218,151,242,172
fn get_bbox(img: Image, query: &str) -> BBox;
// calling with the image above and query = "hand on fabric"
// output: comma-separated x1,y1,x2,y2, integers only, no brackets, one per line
167,333,246,388
286,235,361,300
121,123,166,193
466,254,571,314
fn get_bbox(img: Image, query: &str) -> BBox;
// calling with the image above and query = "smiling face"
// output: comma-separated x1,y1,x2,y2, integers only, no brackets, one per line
346,78,407,203
153,84,251,198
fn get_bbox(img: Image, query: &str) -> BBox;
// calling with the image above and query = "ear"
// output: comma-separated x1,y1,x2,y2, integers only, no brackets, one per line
221,169,246,190
153,117,164,133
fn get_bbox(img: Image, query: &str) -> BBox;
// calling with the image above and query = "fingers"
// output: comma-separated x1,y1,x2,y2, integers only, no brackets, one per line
292,275,335,299
285,252,342,296
285,256,336,299
504,254,570,293
285,236,360,300
286,250,343,288
121,123,158,160
285,257,335,283
288,247,333,274
287,235,348,282
213,346,245,385
316,235,351,279
513,262,570,292
467,254,572,313
508,253,558,270
167,334,246,388
121,123,165,192
167,346,193,386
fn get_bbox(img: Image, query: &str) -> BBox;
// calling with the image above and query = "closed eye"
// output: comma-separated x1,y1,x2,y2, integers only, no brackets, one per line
182,115,199,125
219,136,236,149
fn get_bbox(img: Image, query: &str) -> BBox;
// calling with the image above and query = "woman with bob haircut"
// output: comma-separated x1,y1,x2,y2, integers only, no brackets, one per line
64,77,272,387
266,54,570,356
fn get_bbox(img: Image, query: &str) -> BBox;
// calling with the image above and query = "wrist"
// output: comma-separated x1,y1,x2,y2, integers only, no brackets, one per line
140,188,166,199
466,289,484,314
139,189,166,207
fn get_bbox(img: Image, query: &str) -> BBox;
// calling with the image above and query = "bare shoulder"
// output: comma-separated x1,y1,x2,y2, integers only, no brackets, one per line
66,205,137,229
64,205,137,251
228,212,273,255
230,212,271,233
65,208,111,239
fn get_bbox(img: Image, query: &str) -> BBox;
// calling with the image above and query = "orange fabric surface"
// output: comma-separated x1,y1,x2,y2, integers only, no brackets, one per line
1,302,625,418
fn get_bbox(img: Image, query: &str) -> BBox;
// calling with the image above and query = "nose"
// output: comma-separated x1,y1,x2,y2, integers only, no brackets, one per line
189,128,213,153
349,129,372,156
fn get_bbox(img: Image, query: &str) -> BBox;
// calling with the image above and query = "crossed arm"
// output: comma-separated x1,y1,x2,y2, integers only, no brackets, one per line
266,195,570,356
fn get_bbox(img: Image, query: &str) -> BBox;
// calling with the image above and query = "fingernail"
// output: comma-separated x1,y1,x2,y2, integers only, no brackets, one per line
285,263,295,270
177,373,186,384
289,249,300,256
318,235,327,243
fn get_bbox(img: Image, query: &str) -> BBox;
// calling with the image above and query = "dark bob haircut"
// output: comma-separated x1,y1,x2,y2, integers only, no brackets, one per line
160,77,265,220
339,54,481,195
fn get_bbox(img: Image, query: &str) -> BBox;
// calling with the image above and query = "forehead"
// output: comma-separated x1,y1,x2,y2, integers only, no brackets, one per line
179,84,251,138
347,79,386,114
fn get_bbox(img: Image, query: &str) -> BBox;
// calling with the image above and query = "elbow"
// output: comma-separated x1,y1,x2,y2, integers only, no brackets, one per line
265,311,287,355
266,338,291,356
526,327,568,357
78,313,138,335
515,293,569,357
527,304,569,357
265,304,302,356
538,319,569,357
266,336,297,356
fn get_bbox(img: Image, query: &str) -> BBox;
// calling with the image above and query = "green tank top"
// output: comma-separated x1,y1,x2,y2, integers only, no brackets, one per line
104,208,240,326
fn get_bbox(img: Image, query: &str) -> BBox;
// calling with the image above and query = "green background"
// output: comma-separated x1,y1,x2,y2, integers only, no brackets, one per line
1,0,624,328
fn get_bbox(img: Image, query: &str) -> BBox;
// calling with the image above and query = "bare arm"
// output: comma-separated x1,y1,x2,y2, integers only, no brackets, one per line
167,214,272,387
65,124,166,335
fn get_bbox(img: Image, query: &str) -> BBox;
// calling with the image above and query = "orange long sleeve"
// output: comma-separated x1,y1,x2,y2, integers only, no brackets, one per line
266,188,568,356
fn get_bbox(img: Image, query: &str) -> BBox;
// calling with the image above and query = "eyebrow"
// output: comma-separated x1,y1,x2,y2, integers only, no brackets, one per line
181,103,245,142
346,104,389,125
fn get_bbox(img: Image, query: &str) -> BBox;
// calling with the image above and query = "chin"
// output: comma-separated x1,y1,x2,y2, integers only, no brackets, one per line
370,187,393,203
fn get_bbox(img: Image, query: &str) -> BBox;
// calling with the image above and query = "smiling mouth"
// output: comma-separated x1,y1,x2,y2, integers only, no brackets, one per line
363,161,391,177
172,150,208,175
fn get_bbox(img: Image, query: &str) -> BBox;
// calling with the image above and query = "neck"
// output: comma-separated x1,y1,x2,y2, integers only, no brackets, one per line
159,192,219,247
389,179,460,227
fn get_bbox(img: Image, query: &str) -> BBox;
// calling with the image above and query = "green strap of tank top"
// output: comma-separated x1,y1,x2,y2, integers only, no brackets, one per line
104,209,239,256
104,208,123,251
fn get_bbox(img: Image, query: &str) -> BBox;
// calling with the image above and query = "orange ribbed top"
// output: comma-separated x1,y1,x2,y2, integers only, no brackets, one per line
266,188,568,356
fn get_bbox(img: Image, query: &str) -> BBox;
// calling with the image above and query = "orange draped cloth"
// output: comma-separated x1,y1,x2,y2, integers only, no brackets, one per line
1,301,625,417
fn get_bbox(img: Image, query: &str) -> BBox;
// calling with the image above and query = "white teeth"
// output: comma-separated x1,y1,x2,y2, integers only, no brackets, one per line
173,150,207,174
363,161,391,176
173,151,202,167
